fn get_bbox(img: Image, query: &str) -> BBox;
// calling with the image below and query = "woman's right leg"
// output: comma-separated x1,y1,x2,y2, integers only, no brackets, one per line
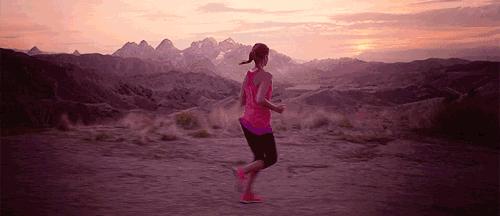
241,133,277,195
239,127,265,194
238,125,277,196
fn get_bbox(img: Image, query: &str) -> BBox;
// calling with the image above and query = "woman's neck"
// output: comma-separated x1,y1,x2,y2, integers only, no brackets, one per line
252,65,264,72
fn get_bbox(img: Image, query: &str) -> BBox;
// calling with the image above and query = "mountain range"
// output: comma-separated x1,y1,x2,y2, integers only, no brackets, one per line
111,37,296,81
2,37,498,134
24,37,500,84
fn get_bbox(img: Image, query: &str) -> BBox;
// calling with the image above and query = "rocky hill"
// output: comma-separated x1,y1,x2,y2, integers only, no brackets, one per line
0,49,158,129
0,48,239,131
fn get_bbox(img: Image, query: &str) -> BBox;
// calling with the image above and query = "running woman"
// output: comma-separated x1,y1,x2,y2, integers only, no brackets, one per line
233,43,285,204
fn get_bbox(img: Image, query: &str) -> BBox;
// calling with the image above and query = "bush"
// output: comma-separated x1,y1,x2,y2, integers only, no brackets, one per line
175,112,200,130
189,129,211,138
56,113,72,131
301,111,332,129
310,116,330,128
161,134,178,141
338,117,353,128
338,130,394,145
95,132,112,141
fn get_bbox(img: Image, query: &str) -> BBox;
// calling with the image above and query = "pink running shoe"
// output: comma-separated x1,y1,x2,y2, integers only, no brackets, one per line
232,167,246,192
240,192,263,204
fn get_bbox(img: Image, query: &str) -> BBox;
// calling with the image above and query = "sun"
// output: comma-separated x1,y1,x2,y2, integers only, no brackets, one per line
353,40,374,55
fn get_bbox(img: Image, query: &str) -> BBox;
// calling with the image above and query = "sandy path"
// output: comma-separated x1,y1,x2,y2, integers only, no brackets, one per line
1,125,498,215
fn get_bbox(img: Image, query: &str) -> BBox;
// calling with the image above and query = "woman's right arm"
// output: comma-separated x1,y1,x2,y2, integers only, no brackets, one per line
255,75,284,113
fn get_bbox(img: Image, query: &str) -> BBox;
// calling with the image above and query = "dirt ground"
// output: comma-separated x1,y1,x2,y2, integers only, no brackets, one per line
1,124,498,216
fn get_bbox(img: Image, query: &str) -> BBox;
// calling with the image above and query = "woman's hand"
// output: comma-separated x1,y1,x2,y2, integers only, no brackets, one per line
273,104,285,114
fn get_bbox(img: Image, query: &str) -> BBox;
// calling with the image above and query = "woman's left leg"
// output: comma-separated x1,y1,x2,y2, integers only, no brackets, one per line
244,168,260,195
242,160,264,174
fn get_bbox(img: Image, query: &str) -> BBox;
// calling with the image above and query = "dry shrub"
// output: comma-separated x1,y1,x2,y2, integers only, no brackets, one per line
273,106,344,130
119,111,155,130
161,134,178,141
189,129,211,138
118,111,183,142
397,98,444,130
175,111,200,130
337,117,353,128
56,113,72,131
338,130,394,145
95,132,113,141
207,104,242,133
160,124,181,141
300,109,335,129
309,110,344,129
272,108,302,131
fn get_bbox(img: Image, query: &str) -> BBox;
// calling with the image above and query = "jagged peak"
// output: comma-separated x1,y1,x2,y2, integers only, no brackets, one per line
139,40,149,47
124,41,138,47
202,37,217,43
189,37,218,48
220,37,235,44
27,46,42,55
72,50,81,55
196,37,217,47
29,46,40,51
156,38,175,50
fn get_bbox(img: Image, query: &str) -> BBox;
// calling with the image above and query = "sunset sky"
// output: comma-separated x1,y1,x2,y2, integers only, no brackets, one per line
0,0,498,60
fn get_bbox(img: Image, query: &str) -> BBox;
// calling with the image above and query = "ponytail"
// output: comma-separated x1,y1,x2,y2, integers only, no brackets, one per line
239,50,254,65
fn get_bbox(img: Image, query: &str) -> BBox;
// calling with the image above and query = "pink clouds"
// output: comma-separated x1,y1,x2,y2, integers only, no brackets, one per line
198,3,302,14
0,0,498,60
331,4,500,28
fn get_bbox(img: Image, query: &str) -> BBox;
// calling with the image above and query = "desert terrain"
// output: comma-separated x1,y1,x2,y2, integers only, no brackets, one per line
1,38,499,215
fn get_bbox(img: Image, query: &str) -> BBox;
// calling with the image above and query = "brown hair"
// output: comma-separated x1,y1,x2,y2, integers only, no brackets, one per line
239,43,269,65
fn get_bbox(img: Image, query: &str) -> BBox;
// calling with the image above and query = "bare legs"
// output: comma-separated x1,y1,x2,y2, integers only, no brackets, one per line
241,160,264,194
242,160,264,174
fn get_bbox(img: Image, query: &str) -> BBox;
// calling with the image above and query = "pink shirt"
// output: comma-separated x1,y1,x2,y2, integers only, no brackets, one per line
239,69,273,135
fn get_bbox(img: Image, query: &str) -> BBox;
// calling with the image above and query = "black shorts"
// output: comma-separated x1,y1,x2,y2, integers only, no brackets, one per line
240,122,278,169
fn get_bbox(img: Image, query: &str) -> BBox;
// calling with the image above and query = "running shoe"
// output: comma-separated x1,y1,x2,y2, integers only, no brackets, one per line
240,192,263,204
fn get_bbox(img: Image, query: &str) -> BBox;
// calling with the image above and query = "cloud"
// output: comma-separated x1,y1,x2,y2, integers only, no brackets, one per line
478,28,500,37
62,41,93,45
191,20,339,37
331,4,500,28
137,10,181,21
0,35,21,39
0,23,50,33
410,0,461,5
357,44,500,62
198,3,301,14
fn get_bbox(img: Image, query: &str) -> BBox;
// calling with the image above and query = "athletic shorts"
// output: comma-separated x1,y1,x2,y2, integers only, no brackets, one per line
239,121,278,169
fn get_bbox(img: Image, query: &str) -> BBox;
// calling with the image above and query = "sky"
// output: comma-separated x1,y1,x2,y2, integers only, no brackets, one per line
0,0,498,60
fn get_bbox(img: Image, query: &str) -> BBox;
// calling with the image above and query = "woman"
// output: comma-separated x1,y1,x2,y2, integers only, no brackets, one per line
233,43,285,204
